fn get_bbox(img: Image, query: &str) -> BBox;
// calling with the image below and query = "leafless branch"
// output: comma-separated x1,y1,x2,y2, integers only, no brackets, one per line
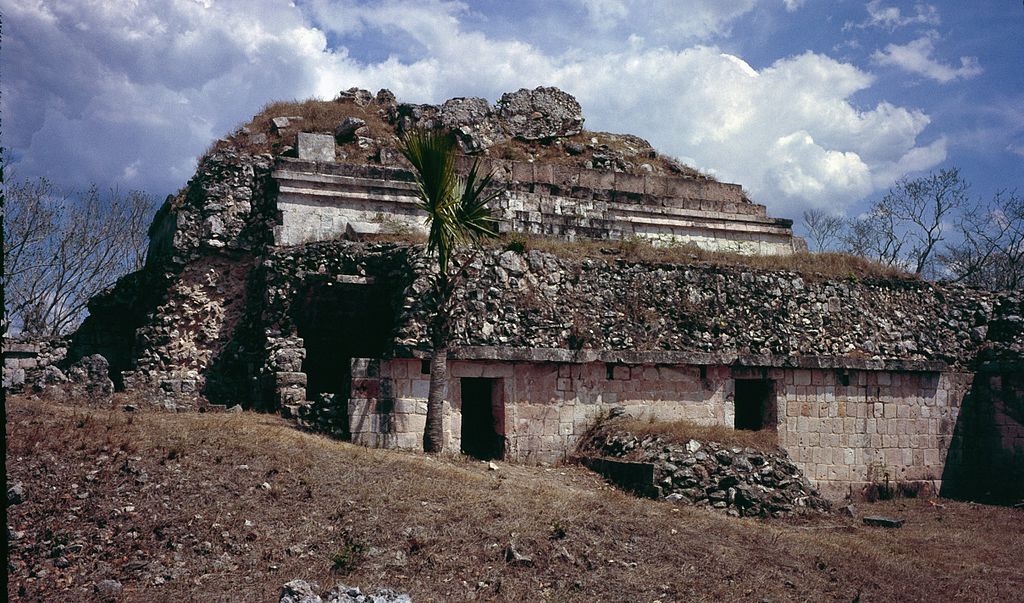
3,176,154,337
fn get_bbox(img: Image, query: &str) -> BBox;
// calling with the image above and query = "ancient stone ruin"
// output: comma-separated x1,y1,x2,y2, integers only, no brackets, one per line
8,86,1022,502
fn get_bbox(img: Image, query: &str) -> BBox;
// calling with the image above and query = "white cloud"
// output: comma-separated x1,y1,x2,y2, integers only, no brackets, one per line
782,0,808,11
570,0,759,42
872,34,983,83
847,1,941,31
546,48,936,213
3,0,946,219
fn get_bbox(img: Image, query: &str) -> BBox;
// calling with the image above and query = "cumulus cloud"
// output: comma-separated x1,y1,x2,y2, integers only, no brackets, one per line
2,0,360,193
871,34,983,83
548,48,937,213
846,0,941,31
570,0,758,42
3,0,946,218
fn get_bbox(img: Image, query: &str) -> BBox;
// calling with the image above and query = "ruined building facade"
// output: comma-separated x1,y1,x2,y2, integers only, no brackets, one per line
58,87,1022,501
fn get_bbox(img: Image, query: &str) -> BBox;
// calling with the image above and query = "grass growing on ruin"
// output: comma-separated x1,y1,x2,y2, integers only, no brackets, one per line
209,94,708,179
213,96,397,159
497,233,915,282
8,395,1021,602
583,416,782,454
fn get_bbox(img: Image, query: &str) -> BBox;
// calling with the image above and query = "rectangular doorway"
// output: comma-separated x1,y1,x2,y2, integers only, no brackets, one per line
460,378,504,460
734,379,776,430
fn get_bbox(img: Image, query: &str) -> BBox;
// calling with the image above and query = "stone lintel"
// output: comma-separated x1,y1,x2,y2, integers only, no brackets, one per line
2,343,40,357
413,346,951,372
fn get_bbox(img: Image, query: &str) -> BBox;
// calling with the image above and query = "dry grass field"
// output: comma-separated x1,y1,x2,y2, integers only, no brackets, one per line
6,395,1022,602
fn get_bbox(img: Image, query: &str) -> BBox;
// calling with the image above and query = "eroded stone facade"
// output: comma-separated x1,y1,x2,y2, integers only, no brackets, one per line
329,353,984,499
52,87,1024,502
273,155,797,254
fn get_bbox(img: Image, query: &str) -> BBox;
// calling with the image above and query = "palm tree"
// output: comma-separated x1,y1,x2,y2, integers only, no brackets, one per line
400,129,500,453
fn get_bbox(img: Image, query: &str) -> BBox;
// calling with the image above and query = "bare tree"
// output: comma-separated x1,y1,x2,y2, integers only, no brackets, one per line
3,176,153,337
942,190,1024,290
842,168,967,275
801,208,845,252
881,168,968,276
842,202,906,268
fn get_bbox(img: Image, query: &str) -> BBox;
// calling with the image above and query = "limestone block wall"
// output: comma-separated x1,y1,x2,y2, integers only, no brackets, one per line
369,357,733,462
3,340,68,392
342,355,979,499
3,343,41,390
774,368,971,499
271,157,798,254
943,366,1024,501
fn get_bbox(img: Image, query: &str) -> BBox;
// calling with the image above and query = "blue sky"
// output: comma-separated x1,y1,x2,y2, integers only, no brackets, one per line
3,0,1022,222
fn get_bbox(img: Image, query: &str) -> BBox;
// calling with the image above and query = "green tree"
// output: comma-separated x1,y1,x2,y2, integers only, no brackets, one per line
400,130,500,453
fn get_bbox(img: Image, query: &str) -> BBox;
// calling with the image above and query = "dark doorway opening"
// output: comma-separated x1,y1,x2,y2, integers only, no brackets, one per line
295,280,394,440
734,379,776,430
460,378,504,460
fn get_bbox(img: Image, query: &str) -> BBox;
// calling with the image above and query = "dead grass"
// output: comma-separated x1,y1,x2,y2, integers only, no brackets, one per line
7,395,1022,602
205,95,708,180
210,97,396,159
493,234,914,282
485,130,710,180
584,416,782,454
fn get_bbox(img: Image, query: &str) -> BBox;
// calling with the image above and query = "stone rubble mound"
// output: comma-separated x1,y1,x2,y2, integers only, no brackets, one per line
280,579,411,603
496,86,584,140
588,430,831,518
439,96,507,153
258,85,700,176
389,86,584,153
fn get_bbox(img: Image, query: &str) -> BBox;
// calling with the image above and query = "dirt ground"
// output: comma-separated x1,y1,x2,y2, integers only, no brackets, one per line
6,395,1023,602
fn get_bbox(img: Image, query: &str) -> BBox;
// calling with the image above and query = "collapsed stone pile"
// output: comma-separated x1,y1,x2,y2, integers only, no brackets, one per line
3,338,114,400
584,429,830,518
280,579,411,603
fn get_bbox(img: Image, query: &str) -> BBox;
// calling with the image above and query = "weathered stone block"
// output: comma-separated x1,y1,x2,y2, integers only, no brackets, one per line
276,372,307,388
297,132,336,162
352,378,381,399
393,412,426,434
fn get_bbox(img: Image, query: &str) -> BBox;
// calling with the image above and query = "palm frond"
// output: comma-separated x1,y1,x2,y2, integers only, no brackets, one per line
400,129,501,274
455,162,501,244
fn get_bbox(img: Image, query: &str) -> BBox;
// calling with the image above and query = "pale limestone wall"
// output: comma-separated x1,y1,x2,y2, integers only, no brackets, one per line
775,368,971,499
347,357,973,499
271,158,798,254
366,358,732,462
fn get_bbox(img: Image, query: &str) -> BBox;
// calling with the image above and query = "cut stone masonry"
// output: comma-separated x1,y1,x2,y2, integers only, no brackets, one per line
44,85,1024,503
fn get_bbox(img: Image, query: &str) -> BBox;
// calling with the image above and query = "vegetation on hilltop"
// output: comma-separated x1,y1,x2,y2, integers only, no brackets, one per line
214,93,712,181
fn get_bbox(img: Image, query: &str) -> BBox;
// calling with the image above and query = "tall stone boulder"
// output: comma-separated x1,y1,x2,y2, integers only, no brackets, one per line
66,354,115,400
497,86,584,140
439,97,506,154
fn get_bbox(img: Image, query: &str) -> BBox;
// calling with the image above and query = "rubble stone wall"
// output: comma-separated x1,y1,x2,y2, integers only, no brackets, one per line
66,148,278,407
407,248,1024,367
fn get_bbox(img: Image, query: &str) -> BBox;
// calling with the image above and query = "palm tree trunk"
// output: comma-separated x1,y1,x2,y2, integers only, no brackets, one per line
424,274,450,454
423,345,448,453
